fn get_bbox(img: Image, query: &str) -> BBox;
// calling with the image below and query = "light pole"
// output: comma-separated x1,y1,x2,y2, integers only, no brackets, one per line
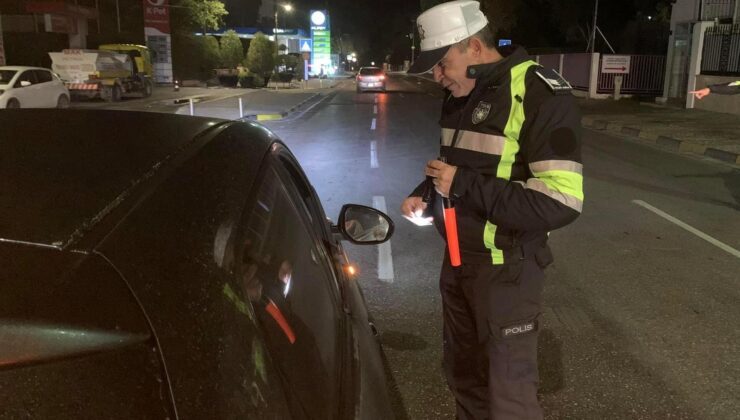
274,4,293,58
410,32,416,65
274,3,292,89
590,0,599,54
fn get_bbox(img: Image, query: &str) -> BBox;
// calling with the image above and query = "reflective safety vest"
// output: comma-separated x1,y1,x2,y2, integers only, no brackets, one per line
414,47,584,265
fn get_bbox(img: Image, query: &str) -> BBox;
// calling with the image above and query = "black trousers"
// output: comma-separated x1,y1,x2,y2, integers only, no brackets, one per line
440,248,549,420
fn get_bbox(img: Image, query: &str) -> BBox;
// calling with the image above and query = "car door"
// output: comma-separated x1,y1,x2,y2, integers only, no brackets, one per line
12,70,37,107
271,146,396,420
33,69,57,107
234,151,346,420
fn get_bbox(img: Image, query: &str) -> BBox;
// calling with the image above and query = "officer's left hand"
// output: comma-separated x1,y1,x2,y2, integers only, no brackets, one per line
425,160,457,198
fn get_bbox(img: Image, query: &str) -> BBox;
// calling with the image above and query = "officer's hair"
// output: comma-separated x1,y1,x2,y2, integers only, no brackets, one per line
455,25,497,51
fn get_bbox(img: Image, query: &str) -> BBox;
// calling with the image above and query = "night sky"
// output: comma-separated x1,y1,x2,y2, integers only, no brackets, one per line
226,0,673,65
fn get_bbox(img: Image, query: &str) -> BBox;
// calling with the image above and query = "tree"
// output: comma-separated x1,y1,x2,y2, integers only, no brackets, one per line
183,0,229,34
245,32,276,82
201,35,221,71
220,30,244,68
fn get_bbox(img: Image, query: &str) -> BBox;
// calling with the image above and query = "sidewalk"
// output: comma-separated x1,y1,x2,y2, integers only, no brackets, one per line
175,79,343,120
579,98,740,165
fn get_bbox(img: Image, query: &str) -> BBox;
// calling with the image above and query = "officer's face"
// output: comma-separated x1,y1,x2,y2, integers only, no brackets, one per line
434,44,477,98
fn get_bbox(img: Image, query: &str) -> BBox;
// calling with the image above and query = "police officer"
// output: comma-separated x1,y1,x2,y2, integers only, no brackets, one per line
691,80,740,99
400,1,584,419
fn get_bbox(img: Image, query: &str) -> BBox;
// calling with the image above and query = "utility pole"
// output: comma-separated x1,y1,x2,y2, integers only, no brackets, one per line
590,0,599,54
410,31,415,64
116,0,121,33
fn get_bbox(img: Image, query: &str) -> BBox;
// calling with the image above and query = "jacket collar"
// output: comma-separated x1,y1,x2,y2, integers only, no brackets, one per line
465,46,531,88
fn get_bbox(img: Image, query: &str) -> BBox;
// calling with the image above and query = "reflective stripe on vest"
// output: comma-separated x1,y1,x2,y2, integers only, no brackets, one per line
484,60,539,265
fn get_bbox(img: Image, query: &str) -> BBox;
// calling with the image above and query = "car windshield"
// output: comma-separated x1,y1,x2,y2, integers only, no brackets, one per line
360,68,383,76
0,70,17,85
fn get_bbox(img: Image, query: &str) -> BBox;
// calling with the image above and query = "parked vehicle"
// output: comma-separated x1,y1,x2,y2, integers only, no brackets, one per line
49,44,154,102
0,109,396,419
0,66,70,109
356,67,387,93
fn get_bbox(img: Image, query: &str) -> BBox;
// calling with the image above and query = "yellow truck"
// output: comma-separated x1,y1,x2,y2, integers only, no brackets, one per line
49,44,154,102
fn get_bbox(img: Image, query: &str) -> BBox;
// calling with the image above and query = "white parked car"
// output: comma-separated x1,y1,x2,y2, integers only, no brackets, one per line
0,66,70,109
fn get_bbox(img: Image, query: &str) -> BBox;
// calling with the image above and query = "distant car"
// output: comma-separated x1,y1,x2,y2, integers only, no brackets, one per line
0,66,70,109
356,67,386,93
0,110,396,419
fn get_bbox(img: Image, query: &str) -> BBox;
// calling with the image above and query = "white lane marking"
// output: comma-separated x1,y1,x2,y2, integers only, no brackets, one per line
371,118,376,130
373,105,378,114
373,196,395,282
370,141,379,168
374,95,378,103
632,200,740,259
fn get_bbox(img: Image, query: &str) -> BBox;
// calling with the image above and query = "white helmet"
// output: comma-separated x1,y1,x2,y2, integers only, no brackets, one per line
409,0,489,74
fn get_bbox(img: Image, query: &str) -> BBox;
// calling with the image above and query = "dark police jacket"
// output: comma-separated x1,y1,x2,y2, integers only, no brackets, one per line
709,80,740,95
412,47,584,265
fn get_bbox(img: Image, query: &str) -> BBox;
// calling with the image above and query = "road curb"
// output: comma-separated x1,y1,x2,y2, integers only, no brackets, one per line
582,117,740,165
243,92,322,122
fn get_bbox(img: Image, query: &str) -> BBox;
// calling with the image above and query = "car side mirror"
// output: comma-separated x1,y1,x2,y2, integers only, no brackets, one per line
336,204,394,245
20,81,32,87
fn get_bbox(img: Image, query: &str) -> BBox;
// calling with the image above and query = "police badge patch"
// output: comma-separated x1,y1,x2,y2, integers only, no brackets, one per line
472,101,491,124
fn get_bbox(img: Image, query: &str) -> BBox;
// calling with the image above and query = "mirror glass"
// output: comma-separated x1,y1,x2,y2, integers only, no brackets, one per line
343,206,391,243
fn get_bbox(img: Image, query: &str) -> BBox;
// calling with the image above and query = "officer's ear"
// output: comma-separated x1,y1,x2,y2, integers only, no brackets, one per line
468,37,484,60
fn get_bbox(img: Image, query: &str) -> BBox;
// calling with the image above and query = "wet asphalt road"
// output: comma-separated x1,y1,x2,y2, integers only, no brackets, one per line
263,74,740,420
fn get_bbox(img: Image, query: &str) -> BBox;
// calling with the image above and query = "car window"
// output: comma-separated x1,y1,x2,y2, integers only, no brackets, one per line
235,163,342,420
276,151,333,240
360,67,383,75
0,70,17,84
34,70,53,83
14,70,37,87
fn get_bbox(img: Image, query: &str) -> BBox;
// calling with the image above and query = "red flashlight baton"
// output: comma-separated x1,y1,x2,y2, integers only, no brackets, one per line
439,157,461,267
443,197,461,267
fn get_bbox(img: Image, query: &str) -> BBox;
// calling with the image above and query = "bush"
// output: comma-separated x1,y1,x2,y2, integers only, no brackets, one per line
248,72,265,87
245,32,275,80
202,35,221,71
220,30,244,68
277,72,294,83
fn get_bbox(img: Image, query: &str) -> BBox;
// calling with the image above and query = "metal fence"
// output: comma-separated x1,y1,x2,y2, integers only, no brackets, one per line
701,0,736,20
701,24,740,76
561,53,593,91
597,55,666,95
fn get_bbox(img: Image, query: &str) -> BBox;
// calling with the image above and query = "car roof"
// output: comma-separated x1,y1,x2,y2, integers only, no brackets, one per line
0,110,251,250
0,66,50,71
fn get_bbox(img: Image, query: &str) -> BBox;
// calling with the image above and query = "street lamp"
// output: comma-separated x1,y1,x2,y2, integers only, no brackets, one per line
274,3,293,55
274,3,293,88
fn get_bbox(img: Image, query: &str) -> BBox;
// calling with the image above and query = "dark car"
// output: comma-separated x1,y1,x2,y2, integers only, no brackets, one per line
0,110,395,419
356,67,386,93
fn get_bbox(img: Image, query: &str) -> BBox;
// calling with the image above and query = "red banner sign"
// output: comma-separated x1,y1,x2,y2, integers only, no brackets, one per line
143,0,170,34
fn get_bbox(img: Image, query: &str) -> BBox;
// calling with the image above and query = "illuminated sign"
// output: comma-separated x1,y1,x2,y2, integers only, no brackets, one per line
143,0,173,83
311,11,326,27
310,10,331,75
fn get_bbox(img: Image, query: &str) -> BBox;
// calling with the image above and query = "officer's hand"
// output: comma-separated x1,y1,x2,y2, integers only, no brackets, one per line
401,196,427,218
690,88,711,100
425,160,457,198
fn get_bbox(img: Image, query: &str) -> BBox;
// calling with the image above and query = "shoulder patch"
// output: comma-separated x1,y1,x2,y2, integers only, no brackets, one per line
534,67,572,96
